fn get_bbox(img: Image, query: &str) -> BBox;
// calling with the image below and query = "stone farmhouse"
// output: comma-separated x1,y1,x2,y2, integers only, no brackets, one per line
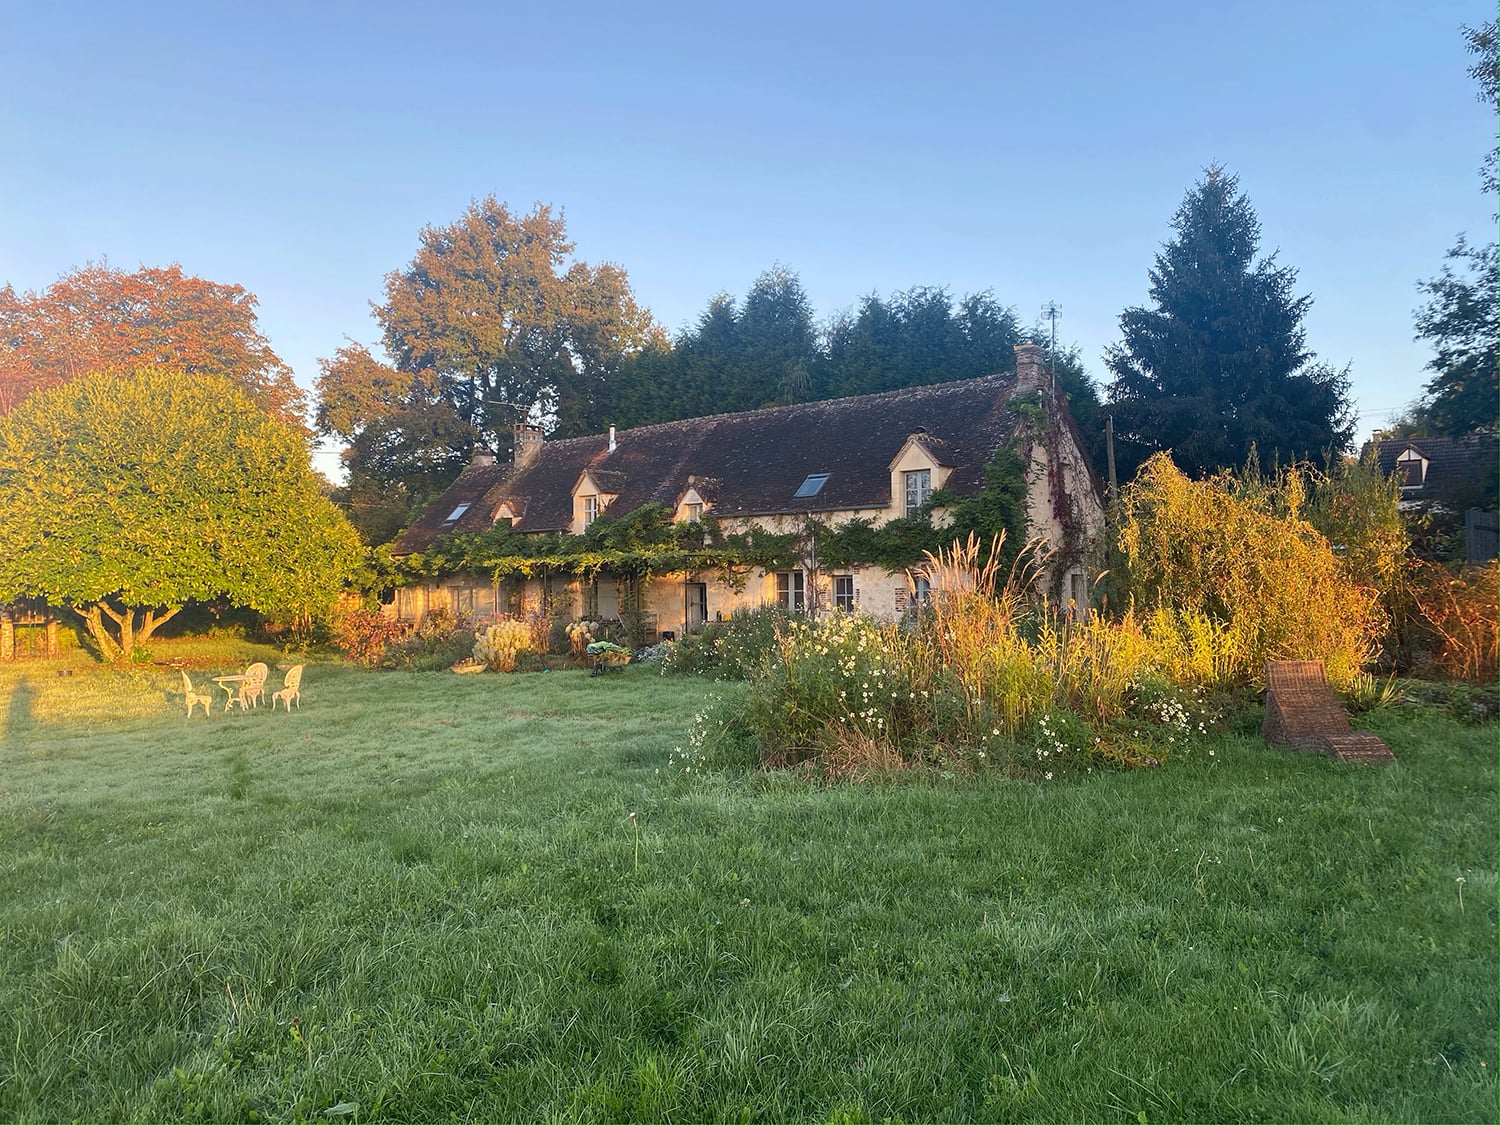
390,344,1105,639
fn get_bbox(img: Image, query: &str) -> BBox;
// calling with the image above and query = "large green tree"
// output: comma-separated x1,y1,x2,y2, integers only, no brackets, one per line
606,268,820,425
816,287,1025,399
608,275,1095,443
0,366,363,661
1413,21,1498,436
1105,166,1354,478
314,343,477,543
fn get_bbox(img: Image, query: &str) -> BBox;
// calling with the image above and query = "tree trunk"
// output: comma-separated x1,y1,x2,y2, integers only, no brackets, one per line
137,606,181,648
75,604,121,662
74,601,181,662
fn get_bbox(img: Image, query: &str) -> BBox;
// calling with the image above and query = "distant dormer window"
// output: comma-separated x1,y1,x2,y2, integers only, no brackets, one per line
904,469,931,515
794,473,830,498
442,502,471,525
583,495,600,527
1395,449,1426,489
684,502,704,523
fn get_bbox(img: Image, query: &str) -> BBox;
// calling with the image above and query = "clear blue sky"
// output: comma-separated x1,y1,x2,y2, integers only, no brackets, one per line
2,0,1493,472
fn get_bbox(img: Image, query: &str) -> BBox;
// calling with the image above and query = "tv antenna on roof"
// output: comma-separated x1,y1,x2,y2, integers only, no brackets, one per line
1041,302,1061,390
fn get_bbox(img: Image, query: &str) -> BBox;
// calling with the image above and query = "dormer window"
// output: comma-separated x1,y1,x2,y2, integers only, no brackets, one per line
492,500,519,528
794,473,829,498
684,502,703,523
583,495,600,527
1395,448,1427,490
904,469,931,515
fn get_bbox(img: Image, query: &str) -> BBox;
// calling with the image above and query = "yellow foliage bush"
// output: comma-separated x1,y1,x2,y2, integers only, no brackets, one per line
1120,455,1383,689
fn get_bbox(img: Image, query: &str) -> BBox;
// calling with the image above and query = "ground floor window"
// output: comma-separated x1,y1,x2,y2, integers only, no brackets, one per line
452,583,497,620
833,574,856,612
911,575,931,607
776,570,805,612
395,587,421,620
586,578,620,620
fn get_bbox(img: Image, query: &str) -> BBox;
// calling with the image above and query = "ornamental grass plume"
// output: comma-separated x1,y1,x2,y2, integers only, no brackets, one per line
473,617,534,673
916,533,1054,736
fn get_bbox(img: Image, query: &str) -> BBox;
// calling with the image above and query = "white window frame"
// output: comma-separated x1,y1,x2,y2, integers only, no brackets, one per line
904,469,931,516
1395,450,1426,490
583,494,600,527
776,570,806,612
911,575,932,607
833,574,856,612
684,502,703,523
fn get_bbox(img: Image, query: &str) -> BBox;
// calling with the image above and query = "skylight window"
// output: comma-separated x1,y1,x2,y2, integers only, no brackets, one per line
793,473,830,498
442,502,471,525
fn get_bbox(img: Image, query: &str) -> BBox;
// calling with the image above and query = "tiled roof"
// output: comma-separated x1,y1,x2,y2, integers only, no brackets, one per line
394,372,1043,554
1361,434,1499,499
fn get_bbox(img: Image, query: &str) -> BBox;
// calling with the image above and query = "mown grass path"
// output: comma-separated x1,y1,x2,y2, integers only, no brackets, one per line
1,660,1495,1122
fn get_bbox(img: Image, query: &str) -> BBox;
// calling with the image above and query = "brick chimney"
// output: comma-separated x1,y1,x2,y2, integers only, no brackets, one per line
513,423,543,469
1014,343,1048,390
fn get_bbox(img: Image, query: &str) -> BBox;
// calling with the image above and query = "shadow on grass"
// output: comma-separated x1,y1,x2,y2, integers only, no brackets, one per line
2,676,38,748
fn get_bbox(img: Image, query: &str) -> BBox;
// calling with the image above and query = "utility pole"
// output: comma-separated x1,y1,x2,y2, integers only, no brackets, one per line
1106,414,1119,502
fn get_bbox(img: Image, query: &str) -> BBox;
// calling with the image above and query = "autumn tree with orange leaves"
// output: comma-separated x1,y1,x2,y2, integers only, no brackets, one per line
0,263,304,423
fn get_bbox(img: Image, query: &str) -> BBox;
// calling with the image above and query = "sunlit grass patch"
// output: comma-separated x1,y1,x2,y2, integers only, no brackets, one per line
0,658,1494,1122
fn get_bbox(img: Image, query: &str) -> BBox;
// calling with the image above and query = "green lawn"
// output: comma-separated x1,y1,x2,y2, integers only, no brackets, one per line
0,656,1495,1123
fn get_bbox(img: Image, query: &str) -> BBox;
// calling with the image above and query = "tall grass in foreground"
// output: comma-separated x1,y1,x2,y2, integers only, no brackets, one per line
0,660,1494,1122
735,535,1282,777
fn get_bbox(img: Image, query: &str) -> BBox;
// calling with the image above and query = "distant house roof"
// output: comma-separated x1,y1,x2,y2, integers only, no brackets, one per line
1361,434,1499,502
394,372,1059,555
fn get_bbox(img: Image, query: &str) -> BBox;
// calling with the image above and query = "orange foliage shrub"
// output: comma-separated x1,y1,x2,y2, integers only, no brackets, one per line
1413,562,1498,683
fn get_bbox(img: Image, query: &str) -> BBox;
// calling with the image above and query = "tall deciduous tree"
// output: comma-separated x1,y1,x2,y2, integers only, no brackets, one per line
1414,236,1498,434
0,264,304,423
314,343,477,543
0,366,362,661
372,198,659,449
1412,21,1498,436
1105,166,1354,478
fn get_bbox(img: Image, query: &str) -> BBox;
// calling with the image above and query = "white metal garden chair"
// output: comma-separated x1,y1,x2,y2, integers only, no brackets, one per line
180,670,213,717
271,664,304,711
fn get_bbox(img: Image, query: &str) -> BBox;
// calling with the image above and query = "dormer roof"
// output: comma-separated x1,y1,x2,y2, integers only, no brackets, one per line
579,469,628,494
1361,434,1499,500
889,430,957,470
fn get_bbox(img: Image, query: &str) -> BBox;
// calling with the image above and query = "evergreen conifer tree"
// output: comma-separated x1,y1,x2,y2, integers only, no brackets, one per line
1105,166,1354,478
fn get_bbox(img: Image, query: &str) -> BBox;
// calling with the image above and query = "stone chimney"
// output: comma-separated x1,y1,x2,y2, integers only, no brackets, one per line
1014,343,1048,390
470,446,495,469
513,423,543,469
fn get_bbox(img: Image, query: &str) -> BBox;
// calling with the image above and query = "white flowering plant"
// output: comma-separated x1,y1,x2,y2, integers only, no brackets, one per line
662,692,757,775
745,612,925,770
1112,675,1223,761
